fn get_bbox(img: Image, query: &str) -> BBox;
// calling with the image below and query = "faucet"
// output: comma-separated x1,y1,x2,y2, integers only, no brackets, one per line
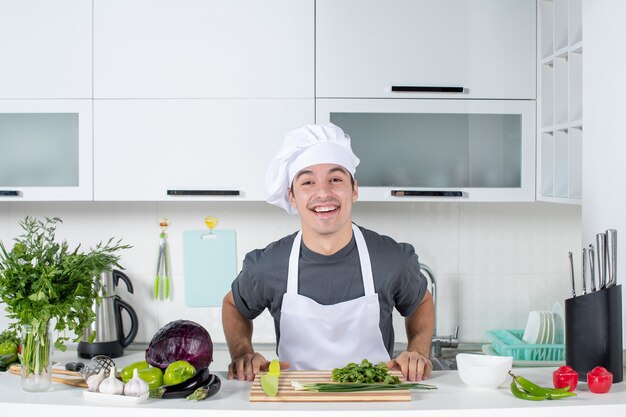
420,263,459,359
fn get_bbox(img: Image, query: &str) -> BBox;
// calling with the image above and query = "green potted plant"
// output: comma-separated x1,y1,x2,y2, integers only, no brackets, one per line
0,216,130,392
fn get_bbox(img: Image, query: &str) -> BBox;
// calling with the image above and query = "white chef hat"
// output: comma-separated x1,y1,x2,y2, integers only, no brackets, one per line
265,123,360,214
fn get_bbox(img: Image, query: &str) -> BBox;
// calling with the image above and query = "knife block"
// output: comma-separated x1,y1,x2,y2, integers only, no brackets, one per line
565,285,623,383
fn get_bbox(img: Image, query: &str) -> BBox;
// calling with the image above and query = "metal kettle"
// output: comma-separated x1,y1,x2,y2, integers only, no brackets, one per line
77,270,139,359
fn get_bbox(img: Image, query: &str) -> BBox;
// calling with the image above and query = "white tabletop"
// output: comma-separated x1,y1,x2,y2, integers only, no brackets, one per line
1,348,625,417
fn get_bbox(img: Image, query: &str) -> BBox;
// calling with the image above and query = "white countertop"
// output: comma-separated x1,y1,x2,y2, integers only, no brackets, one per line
1,348,625,417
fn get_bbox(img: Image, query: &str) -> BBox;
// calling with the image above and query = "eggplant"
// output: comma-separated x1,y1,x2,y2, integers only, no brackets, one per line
186,374,221,401
150,367,212,399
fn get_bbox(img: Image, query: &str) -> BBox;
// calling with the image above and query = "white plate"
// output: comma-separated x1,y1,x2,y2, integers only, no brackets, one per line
546,311,556,345
552,302,565,344
82,390,149,404
522,311,542,344
537,311,549,345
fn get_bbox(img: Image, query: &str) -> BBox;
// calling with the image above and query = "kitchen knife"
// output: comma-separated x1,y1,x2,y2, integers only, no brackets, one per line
596,233,607,289
582,248,588,295
606,229,617,287
568,251,576,298
589,244,597,292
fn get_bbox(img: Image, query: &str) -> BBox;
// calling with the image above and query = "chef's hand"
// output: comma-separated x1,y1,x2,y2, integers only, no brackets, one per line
228,352,290,381
387,351,432,381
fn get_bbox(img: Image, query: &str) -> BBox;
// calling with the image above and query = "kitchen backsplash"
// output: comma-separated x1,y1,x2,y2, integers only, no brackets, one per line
0,201,580,347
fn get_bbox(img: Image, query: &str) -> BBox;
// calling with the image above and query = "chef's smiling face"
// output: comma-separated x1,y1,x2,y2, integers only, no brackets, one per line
288,163,358,239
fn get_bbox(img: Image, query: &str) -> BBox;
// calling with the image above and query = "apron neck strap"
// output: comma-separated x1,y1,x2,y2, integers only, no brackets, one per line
286,231,302,294
286,224,375,295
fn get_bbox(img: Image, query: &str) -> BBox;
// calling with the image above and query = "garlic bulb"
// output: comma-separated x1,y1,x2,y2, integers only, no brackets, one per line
86,368,106,392
123,368,149,397
98,366,124,395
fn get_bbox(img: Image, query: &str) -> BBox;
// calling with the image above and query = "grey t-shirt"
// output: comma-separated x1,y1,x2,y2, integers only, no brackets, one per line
231,224,427,357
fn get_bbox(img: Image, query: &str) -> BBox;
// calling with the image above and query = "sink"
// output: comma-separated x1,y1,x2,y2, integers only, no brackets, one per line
392,347,483,371
431,356,457,371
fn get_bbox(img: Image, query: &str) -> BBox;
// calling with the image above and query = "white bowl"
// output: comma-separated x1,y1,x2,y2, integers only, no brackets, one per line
456,353,513,389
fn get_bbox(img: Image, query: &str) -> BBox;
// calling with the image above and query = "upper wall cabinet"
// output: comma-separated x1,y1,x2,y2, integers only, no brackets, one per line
0,100,93,201
93,0,314,99
317,99,536,202
93,99,313,201
0,0,92,99
316,0,536,99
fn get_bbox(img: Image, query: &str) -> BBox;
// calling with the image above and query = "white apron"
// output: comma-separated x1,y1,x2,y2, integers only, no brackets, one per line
277,224,391,370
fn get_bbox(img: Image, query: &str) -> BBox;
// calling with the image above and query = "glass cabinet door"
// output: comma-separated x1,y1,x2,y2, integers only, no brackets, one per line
316,99,535,202
0,100,92,200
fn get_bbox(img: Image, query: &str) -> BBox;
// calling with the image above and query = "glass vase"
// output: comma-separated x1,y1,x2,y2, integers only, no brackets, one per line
20,321,52,392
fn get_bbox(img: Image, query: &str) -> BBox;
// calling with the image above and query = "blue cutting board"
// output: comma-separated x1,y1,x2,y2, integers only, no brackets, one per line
183,229,237,307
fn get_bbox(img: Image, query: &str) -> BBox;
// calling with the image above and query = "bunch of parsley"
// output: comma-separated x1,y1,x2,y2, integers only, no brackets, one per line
331,359,401,384
0,216,130,351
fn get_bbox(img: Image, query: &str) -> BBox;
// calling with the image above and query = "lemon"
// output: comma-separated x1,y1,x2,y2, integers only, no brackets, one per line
268,359,281,377
260,374,279,397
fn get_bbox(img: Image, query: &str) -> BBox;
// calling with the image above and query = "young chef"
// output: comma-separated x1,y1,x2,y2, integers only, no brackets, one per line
222,123,435,382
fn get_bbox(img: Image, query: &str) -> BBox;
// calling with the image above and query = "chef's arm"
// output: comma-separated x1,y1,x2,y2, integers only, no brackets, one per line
387,290,435,381
222,291,267,381
406,290,435,358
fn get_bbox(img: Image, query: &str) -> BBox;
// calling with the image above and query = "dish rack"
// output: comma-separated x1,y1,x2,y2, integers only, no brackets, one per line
486,329,565,361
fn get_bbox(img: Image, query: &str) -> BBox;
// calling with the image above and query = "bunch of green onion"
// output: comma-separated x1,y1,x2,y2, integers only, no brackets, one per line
291,381,437,392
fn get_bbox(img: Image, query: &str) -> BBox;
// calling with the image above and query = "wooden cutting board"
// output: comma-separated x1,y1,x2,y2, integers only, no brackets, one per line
8,364,87,388
249,370,411,402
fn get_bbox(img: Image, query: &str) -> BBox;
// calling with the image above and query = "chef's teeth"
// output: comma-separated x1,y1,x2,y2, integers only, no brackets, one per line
314,206,336,213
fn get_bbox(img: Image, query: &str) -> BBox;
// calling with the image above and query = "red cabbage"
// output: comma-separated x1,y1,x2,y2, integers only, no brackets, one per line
145,320,213,371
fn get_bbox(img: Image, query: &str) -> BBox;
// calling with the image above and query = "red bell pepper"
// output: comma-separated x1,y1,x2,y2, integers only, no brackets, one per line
553,365,578,391
587,366,613,394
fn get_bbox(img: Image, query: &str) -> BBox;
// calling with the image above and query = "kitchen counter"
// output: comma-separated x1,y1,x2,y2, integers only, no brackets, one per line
1,348,625,417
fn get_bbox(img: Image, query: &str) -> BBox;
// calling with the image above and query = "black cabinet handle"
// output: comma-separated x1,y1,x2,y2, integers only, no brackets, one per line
167,189,240,196
391,190,463,197
391,86,464,93
0,190,21,197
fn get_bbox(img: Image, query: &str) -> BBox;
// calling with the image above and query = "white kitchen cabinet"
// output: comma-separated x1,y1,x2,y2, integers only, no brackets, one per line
317,99,536,202
93,99,313,201
0,0,92,99
93,0,314,99
537,0,582,204
0,100,93,200
316,0,536,99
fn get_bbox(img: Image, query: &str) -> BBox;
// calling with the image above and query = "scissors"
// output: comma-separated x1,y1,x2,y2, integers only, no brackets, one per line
154,218,171,300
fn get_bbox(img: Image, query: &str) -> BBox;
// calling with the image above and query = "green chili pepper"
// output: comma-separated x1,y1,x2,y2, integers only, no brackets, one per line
509,372,571,396
545,389,577,400
509,371,576,401
510,380,548,401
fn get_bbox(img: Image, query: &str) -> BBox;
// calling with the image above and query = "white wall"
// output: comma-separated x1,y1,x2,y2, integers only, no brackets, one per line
582,0,626,336
0,201,580,347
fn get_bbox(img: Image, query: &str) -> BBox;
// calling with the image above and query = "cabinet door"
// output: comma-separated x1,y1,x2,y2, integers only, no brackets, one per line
0,100,93,200
94,0,314,99
317,0,536,99
93,99,314,201
0,0,91,99
317,99,536,202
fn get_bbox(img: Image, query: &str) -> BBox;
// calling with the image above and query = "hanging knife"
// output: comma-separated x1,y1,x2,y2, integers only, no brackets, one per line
581,248,588,295
568,251,576,298
589,244,597,292
596,233,607,289
606,229,617,287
